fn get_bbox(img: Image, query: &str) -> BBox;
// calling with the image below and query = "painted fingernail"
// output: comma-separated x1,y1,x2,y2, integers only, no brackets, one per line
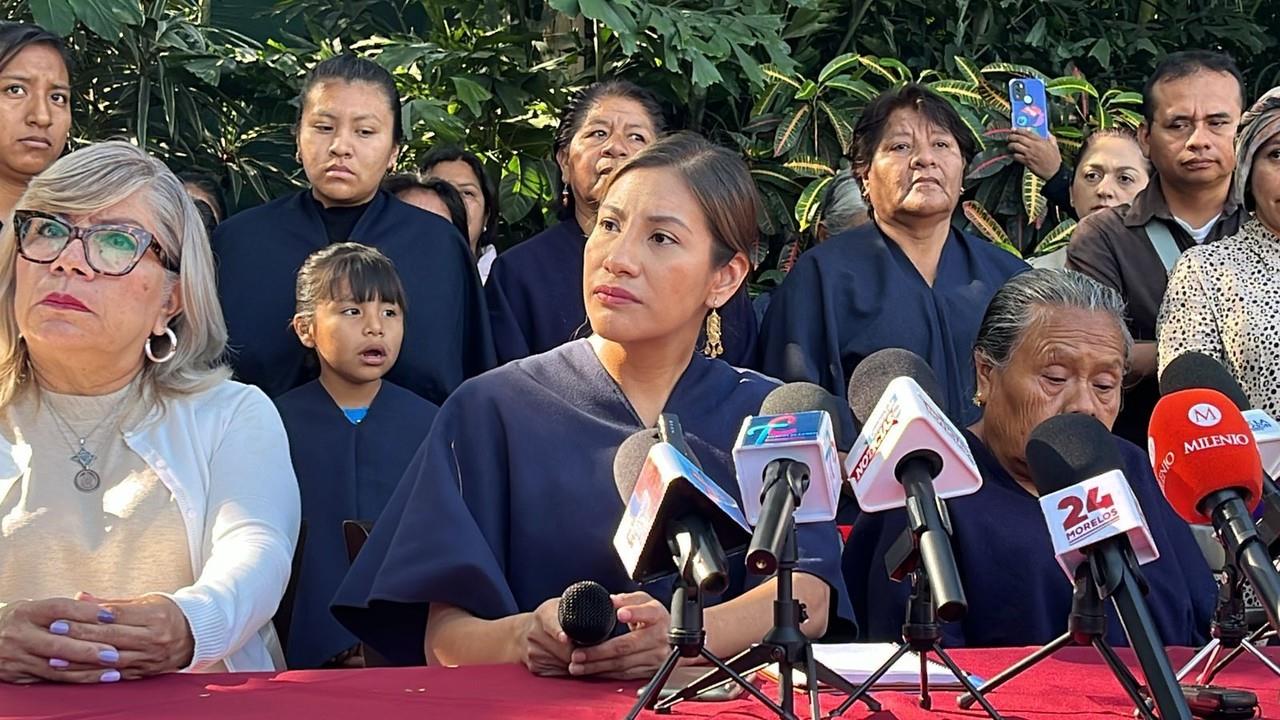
98,648,119,664
48,620,70,635
97,608,115,624
48,658,69,669
99,670,120,683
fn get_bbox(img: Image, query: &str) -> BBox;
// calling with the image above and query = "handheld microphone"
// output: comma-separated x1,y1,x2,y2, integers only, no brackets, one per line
843,348,974,622
732,383,844,574
558,580,616,646
1027,413,1189,720
612,419,751,596
1148,388,1280,632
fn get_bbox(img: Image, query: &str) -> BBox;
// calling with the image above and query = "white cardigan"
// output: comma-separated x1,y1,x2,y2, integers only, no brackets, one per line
2,379,301,672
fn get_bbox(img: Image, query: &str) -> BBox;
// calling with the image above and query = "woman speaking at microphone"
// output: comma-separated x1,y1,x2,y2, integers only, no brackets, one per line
843,268,1214,647
332,132,850,677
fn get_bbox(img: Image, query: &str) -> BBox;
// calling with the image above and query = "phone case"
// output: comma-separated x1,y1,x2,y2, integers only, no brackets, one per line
1008,78,1051,139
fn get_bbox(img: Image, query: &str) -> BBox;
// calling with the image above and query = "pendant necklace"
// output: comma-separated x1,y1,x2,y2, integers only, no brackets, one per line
43,396,129,493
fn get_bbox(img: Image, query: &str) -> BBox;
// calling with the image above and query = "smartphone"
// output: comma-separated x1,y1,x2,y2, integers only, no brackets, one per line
1008,78,1051,139
637,666,748,703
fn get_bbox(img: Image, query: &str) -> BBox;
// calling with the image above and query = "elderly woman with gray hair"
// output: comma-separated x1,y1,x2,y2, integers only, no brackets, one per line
0,142,299,683
845,268,1214,647
1158,88,1280,416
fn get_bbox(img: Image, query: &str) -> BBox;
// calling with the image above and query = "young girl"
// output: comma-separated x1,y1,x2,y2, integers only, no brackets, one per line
275,242,439,669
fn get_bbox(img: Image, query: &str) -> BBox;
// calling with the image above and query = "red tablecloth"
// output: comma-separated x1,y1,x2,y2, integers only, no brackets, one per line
2,647,1278,719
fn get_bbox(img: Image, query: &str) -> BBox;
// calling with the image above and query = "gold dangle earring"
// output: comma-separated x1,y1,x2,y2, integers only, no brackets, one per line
703,307,723,359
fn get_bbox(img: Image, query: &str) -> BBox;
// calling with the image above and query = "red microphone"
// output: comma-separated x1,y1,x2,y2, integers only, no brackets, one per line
1148,388,1261,524
1149,388,1278,632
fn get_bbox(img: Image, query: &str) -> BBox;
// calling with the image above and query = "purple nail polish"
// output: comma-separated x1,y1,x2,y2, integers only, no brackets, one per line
48,620,69,635
48,658,69,669
99,670,120,683
97,608,115,624
98,648,119,664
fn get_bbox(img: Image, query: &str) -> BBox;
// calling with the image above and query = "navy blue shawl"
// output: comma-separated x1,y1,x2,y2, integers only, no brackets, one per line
332,339,850,665
213,189,495,404
758,223,1027,430
842,429,1215,648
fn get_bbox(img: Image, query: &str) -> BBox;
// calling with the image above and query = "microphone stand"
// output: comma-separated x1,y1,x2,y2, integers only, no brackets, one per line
653,490,880,718
628,573,785,718
1177,561,1280,685
830,527,1002,719
956,558,1157,719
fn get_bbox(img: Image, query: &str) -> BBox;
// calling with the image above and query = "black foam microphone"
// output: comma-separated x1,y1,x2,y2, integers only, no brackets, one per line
558,580,616,646
1027,414,1190,720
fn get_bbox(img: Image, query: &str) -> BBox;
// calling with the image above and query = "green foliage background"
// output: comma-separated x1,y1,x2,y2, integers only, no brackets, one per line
3,0,1276,287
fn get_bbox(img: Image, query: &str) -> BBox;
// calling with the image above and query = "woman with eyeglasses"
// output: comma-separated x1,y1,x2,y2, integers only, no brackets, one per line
0,141,300,683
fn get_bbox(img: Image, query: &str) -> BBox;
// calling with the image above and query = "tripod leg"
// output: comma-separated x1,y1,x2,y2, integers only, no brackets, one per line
829,642,913,718
1237,639,1280,677
1092,638,1157,720
957,631,1072,709
1197,643,1228,686
627,647,684,720
1175,639,1219,682
654,644,775,709
918,649,931,709
810,662,882,713
803,644,821,720
930,645,1004,720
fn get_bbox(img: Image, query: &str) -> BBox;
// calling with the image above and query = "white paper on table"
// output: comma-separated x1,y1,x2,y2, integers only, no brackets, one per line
761,643,981,690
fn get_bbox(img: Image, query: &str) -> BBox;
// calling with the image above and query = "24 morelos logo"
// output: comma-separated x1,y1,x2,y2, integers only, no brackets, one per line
1058,485,1119,545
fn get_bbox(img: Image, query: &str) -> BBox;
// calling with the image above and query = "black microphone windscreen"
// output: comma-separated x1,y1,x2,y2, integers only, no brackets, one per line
1025,414,1125,496
613,428,660,501
847,348,943,426
1159,351,1250,411
557,580,616,646
760,382,854,451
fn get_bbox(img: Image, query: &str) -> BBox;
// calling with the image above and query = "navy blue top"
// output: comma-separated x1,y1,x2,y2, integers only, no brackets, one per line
842,429,1216,648
331,339,851,665
275,379,439,668
485,221,759,367
758,223,1027,430
213,190,495,404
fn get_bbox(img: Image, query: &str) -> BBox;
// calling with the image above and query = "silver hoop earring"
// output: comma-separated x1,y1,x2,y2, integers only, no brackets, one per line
145,327,178,364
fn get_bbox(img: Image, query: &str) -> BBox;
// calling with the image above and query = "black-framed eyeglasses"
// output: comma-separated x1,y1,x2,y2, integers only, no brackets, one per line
12,210,179,276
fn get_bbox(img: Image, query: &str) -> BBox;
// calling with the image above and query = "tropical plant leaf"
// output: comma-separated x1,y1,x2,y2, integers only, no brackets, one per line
966,146,1014,180
773,104,812,157
29,0,76,35
1046,76,1099,98
1058,136,1082,154
779,236,805,273
795,176,833,230
953,104,988,152
928,80,984,104
1103,89,1144,106
818,53,862,85
858,56,899,84
980,62,1050,82
1034,218,1078,256
980,84,1012,115
784,154,835,178
984,127,1013,140
876,57,912,82
751,168,804,191
962,200,1015,251
817,100,855,154
824,76,877,100
1022,167,1047,226
761,64,803,89
1112,108,1144,128
751,81,786,117
954,57,982,86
